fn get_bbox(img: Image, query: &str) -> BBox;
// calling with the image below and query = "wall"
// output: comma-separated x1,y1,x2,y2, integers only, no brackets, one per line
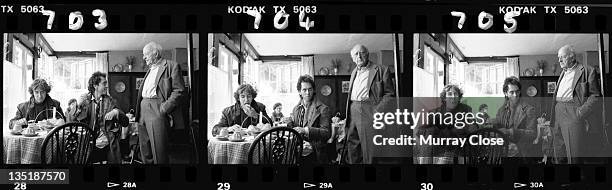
519,52,607,77
313,52,381,76
519,54,565,76
108,50,172,72
585,51,609,73
380,50,404,68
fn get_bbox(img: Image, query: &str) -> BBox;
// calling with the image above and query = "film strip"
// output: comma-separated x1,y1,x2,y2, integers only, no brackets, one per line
0,1,611,190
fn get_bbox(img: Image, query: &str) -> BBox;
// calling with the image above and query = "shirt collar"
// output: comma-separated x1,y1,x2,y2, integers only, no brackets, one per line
149,58,163,69
91,94,108,102
563,62,578,73
357,60,371,71
300,101,312,109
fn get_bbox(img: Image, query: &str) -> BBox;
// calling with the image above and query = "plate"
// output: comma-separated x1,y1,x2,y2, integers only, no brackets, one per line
112,64,124,72
23,133,38,137
229,138,245,142
114,82,126,93
320,85,332,96
526,85,538,97
319,67,329,75
10,130,22,135
524,68,535,76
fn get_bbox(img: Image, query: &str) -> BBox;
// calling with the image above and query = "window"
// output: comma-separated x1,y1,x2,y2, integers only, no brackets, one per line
207,44,238,138
3,39,33,128
217,45,240,97
461,62,505,97
415,45,445,97
243,59,304,117
35,55,97,109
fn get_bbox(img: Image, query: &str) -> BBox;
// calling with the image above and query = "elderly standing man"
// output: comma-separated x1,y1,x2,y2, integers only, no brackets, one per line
136,42,186,164
552,45,602,164
339,44,396,164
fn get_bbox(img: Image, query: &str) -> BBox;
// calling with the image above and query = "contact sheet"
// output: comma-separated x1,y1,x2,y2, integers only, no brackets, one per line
1,1,611,190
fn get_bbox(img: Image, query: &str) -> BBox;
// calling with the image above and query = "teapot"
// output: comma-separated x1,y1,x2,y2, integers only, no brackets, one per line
231,132,243,140
24,127,36,135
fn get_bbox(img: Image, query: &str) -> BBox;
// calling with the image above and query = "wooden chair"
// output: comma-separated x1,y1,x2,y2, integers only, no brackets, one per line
463,128,509,164
248,127,303,164
41,122,96,164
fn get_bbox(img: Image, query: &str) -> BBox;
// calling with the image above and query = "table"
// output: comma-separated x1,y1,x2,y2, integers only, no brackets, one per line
3,129,50,164
208,135,256,164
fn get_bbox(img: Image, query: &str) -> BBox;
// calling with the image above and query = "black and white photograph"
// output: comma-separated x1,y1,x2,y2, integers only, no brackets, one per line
547,82,556,94
413,33,610,164
341,81,350,93
207,33,404,164
2,33,200,164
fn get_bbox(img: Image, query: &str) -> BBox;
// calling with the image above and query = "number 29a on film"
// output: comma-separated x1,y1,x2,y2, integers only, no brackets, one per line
40,9,108,30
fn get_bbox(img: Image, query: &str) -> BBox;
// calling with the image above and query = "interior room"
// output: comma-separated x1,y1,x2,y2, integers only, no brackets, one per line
3,33,200,164
412,33,610,164
413,33,609,118
207,33,403,164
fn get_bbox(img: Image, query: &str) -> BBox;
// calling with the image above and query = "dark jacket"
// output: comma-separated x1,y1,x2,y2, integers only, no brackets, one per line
136,58,187,130
212,101,271,135
76,93,129,164
338,62,396,160
551,63,604,157
493,100,538,157
288,99,332,163
415,103,473,159
9,96,64,129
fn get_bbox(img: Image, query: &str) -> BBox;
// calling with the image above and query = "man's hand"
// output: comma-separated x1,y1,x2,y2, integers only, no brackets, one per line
282,117,293,124
14,118,27,126
104,109,120,120
498,128,514,137
294,127,306,135
242,104,259,118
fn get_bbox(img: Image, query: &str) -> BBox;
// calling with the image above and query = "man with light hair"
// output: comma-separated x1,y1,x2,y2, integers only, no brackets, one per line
551,44,603,164
136,42,186,164
338,44,396,164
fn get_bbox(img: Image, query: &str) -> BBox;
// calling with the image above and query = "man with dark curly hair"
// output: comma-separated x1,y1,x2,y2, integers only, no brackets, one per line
75,71,129,164
286,75,331,164
10,79,64,129
212,84,271,136
493,76,537,162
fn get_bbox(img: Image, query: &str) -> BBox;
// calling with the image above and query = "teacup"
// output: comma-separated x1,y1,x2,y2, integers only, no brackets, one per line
24,127,36,135
230,132,243,140
219,128,229,137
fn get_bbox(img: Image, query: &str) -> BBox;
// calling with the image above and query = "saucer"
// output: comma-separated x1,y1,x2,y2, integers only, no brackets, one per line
10,130,22,135
23,133,38,137
216,136,229,141
229,138,245,142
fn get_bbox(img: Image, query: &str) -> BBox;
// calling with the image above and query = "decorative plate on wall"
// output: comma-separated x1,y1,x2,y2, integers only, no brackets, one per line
114,82,126,93
319,67,329,75
320,85,332,96
526,85,538,97
524,68,535,76
112,64,124,72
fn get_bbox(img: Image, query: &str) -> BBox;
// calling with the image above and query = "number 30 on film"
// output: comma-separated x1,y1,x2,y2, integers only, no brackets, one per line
41,9,108,30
